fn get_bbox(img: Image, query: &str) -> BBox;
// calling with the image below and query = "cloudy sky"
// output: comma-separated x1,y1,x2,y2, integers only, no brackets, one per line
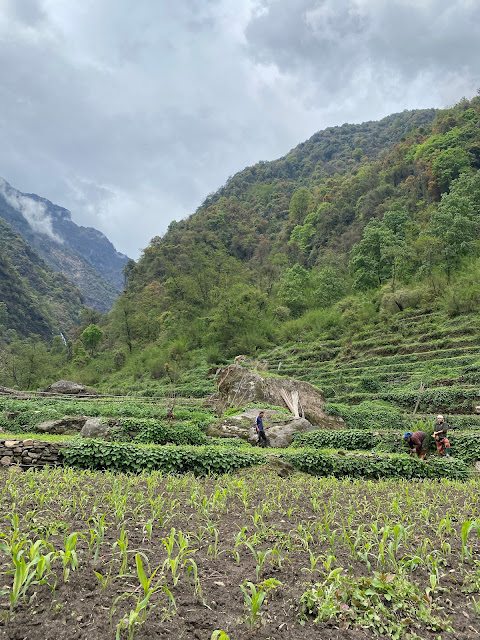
0,0,479,259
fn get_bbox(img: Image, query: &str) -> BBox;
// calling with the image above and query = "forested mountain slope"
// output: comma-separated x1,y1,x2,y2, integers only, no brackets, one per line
114,99,479,357
3,95,480,396
0,178,130,312
0,217,84,339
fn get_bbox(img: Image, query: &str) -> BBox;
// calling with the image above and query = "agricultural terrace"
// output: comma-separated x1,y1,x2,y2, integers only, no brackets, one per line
0,394,480,639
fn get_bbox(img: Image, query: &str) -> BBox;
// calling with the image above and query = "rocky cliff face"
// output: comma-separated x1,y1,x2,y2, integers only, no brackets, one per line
214,364,345,428
0,177,131,312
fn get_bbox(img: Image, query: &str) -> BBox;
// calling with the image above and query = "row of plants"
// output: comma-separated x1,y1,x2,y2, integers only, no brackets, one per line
0,397,217,433
112,418,208,446
328,386,480,413
324,401,407,430
60,440,265,475
3,462,480,638
58,438,472,480
292,429,480,464
282,449,470,480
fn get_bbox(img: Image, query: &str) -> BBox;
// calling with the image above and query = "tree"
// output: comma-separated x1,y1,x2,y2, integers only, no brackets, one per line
206,284,269,356
430,171,480,280
432,148,470,193
312,266,346,307
0,302,7,326
122,259,136,288
278,264,310,315
81,324,103,356
288,187,312,224
350,220,396,290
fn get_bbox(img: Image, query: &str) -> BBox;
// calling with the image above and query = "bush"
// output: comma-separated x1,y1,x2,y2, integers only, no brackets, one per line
113,418,208,446
61,440,266,475
282,449,470,480
291,428,480,464
324,401,406,430
357,375,381,392
292,430,374,450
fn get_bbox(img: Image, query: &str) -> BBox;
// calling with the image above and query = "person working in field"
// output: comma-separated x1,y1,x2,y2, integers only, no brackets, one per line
404,430,429,460
255,411,268,447
433,414,451,457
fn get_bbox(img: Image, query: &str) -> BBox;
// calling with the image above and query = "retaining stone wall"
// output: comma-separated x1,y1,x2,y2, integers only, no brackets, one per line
0,438,67,468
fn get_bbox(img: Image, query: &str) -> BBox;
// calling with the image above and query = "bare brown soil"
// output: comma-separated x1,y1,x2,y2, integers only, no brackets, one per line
0,466,479,640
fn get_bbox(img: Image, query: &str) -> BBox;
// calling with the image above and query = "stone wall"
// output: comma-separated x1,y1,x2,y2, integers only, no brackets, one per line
0,438,67,468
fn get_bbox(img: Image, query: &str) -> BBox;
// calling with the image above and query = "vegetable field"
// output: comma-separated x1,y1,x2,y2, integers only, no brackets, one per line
1,466,480,639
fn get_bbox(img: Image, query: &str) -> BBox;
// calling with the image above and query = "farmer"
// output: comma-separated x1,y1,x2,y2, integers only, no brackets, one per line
433,414,451,457
255,411,268,447
404,431,429,460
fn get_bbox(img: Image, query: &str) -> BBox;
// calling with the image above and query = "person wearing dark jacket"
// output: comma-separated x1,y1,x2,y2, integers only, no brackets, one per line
404,431,429,459
255,411,267,447
433,415,451,456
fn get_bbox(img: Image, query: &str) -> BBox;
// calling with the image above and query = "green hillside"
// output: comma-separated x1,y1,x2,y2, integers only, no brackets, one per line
2,94,480,406
0,217,84,340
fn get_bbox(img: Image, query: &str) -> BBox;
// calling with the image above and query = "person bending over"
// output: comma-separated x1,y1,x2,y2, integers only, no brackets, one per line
404,431,429,460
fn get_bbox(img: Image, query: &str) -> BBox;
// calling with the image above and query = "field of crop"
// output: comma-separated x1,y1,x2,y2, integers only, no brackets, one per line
1,381,480,640
1,466,480,640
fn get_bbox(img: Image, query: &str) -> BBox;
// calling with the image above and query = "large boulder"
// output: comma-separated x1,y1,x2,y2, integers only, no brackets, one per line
267,418,316,448
207,408,317,448
42,380,98,396
215,364,344,428
80,418,110,439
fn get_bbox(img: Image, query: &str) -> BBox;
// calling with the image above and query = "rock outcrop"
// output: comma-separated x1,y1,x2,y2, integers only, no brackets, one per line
80,418,110,439
36,416,88,435
42,381,98,396
0,386,29,398
207,408,318,448
214,364,344,428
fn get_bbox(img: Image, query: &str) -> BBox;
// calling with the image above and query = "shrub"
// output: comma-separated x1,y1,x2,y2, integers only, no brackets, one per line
292,430,374,450
61,440,265,475
291,428,480,464
357,375,381,392
114,418,208,446
282,449,470,480
324,401,406,430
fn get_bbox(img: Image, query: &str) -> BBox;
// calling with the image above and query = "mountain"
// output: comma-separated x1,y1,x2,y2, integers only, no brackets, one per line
0,178,131,312
100,98,480,379
0,217,84,339
3,95,480,396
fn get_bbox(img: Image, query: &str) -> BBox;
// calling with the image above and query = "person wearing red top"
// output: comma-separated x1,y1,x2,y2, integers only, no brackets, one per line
404,431,429,460
433,415,451,456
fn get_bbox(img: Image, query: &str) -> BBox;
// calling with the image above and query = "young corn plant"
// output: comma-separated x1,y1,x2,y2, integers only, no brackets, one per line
162,528,196,587
240,581,266,630
243,542,272,580
461,521,477,562
87,514,108,562
58,533,79,582
0,539,55,619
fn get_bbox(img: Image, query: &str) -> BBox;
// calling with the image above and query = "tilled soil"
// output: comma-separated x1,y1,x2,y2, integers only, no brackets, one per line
0,466,479,640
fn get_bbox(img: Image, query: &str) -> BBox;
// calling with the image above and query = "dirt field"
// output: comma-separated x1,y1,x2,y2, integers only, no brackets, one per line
0,466,479,639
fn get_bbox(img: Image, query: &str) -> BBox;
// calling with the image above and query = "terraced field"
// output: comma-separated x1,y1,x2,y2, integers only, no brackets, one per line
261,311,480,420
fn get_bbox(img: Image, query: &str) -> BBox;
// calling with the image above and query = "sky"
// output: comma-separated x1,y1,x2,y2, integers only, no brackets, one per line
0,0,479,259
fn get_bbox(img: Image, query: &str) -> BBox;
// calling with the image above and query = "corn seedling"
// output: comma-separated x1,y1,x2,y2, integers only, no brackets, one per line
58,532,79,582
240,581,266,629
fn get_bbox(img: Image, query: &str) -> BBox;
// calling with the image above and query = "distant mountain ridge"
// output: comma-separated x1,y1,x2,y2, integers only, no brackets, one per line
0,178,130,311
0,216,84,339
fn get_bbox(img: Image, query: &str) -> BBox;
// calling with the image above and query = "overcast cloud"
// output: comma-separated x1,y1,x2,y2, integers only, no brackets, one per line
0,0,479,258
